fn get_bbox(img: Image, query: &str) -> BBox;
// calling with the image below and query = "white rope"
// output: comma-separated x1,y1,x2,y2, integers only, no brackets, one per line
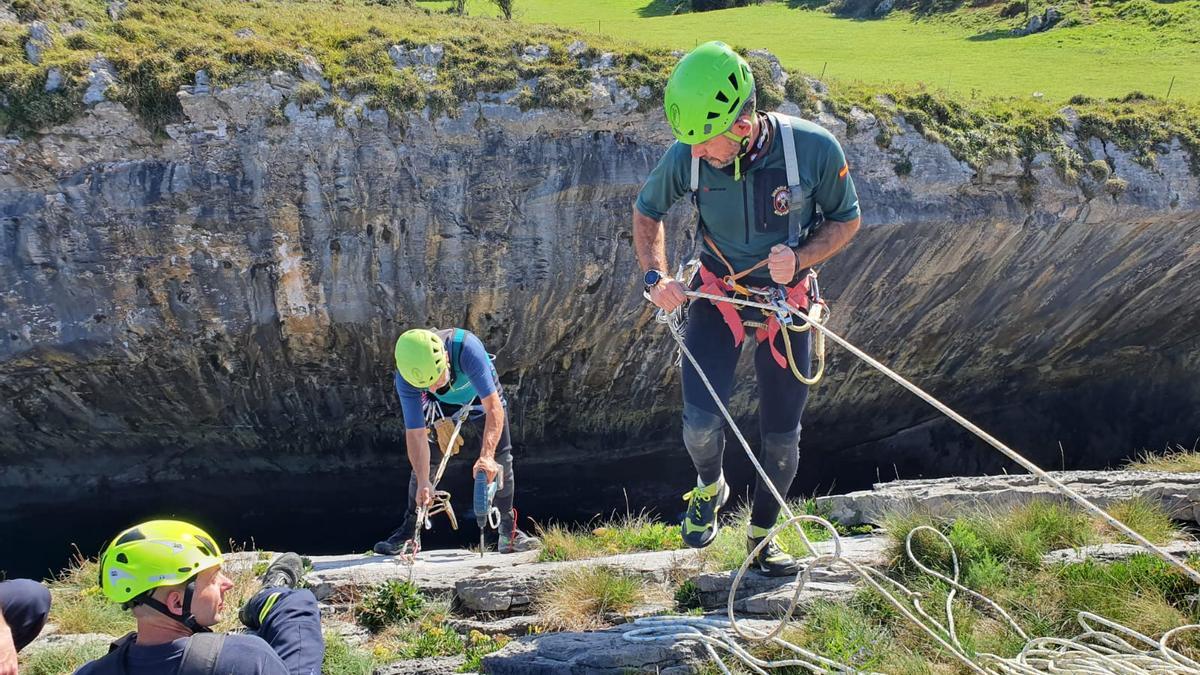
621,287,1200,674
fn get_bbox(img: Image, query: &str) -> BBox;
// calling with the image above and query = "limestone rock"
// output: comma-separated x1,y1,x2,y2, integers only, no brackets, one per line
482,629,705,674
817,471,1200,526
376,656,467,674
567,40,587,57
748,49,788,89
522,44,550,63
25,21,52,65
298,54,329,90
83,57,118,105
448,614,541,637
1043,539,1200,565
235,27,255,39
44,68,62,93
107,1,126,20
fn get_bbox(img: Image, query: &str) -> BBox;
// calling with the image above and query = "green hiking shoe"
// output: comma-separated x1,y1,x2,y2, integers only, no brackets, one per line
747,535,802,577
680,476,729,548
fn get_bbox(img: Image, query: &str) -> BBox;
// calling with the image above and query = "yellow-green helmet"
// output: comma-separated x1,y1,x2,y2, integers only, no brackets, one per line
395,329,447,388
663,41,755,144
99,519,223,605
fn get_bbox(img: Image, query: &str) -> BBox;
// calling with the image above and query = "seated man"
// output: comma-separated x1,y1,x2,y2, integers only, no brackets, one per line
374,327,540,556
77,519,323,675
0,576,52,673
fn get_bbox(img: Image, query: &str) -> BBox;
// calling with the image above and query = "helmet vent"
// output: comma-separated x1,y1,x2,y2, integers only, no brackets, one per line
706,111,720,119
116,553,128,564
715,90,729,104
728,72,739,89
195,534,218,557
727,98,741,114
115,529,146,546
178,567,192,573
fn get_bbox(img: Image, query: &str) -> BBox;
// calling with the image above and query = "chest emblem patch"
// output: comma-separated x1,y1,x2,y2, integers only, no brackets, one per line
772,186,790,216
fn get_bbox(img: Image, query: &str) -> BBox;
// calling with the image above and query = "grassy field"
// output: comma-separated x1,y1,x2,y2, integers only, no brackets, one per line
423,0,1199,102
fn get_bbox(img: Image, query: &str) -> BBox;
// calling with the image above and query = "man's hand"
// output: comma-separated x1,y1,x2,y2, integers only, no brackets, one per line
1,625,18,675
648,279,688,313
768,244,799,284
473,455,501,483
415,479,434,509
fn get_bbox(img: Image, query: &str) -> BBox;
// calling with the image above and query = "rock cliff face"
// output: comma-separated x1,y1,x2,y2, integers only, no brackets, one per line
1,62,1198,567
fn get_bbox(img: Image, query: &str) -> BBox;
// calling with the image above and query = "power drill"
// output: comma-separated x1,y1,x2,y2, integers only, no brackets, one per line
473,470,499,558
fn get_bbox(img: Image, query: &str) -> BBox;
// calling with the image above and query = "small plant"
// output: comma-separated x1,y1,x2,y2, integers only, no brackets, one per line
535,566,644,631
674,578,702,611
322,632,376,675
356,580,424,631
461,630,511,671
47,549,135,636
293,81,326,106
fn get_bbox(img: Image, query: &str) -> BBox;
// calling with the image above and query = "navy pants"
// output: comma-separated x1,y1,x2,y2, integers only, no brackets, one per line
398,408,518,539
239,588,324,675
0,579,51,651
681,293,811,531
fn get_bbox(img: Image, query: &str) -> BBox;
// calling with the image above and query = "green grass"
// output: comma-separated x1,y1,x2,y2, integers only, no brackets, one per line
19,640,110,675
45,552,136,636
2,1,1196,178
355,579,424,631
534,565,648,630
322,633,376,675
537,510,684,562
426,0,1200,102
1127,443,1200,473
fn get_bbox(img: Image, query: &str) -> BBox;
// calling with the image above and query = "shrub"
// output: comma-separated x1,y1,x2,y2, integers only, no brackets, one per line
356,580,424,631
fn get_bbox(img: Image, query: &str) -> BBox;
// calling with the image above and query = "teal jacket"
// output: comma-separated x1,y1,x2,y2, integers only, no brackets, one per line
636,112,860,282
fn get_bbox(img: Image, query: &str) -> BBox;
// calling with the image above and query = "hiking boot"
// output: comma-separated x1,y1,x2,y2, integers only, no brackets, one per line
747,536,801,577
498,529,541,554
260,552,304,589
373,527,415,556
680,475,729,549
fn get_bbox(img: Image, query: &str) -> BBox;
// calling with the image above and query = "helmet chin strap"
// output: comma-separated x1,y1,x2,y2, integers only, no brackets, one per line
721,123,754,181
137,580,211,634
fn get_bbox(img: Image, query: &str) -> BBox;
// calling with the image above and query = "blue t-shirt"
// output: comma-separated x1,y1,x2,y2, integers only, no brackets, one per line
76,634,287,675
394,329,499,430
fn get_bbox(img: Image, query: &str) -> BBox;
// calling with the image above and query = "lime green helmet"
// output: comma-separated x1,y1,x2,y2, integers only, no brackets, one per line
395,329,447,388
99,519,223,605
663,41,755,144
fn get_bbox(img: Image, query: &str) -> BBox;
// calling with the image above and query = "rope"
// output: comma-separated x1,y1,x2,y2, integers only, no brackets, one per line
621,286,1200,674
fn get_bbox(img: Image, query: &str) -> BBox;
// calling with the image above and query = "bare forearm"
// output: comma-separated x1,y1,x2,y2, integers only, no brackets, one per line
405,428,431,483
796,216,861,270
632,208,669,274
479,394,504,459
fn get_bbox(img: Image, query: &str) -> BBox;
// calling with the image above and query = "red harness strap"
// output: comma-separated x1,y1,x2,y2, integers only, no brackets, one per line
698,264,747,347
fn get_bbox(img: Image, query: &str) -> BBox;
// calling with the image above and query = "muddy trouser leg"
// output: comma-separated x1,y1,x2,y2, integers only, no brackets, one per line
680,299,742,486
241,588,324,675
0,579,51,652
749,324,811,531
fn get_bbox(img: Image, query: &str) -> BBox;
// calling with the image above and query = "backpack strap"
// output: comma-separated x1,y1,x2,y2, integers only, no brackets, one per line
179,633,226,675
450,328,465,373
689,155,701,197
770,112,804,248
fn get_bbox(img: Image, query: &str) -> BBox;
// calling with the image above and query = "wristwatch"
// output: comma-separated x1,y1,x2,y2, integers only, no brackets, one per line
643,269,665,292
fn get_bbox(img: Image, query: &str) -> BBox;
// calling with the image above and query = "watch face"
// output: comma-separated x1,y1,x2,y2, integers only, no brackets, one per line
644,269,662,286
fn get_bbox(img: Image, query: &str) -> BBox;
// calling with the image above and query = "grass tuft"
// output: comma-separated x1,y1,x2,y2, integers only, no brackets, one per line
536,509,683,562
534,566,645,631
1127,443,1200,473
19,640,110,675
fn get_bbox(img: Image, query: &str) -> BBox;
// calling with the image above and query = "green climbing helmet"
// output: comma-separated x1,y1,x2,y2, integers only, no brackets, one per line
395,328,447,388
99,519,223,605
663,41,755,145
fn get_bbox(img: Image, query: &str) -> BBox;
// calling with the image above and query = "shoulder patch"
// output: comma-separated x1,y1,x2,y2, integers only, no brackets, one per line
838,163,849,179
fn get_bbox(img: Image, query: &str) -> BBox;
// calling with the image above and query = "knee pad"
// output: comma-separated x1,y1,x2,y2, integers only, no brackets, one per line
682,404,725,456
761,427,802,473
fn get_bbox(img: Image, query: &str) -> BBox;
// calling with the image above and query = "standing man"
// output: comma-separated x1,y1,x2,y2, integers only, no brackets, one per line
373,328,540,556
633,42,861,576
0,577,51,674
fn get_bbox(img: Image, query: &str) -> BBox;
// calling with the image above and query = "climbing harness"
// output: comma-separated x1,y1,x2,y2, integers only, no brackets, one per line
626,276,1200,674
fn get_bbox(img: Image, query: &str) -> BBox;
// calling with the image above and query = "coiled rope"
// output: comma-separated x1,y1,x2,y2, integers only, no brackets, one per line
622,283,1200,674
